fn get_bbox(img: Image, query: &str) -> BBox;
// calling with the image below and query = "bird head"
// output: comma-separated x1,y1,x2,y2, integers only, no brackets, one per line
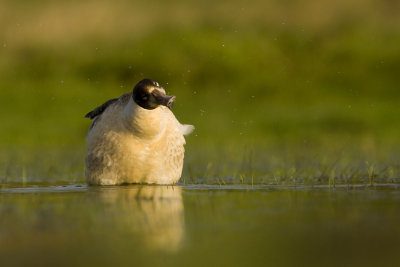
132,79,176,110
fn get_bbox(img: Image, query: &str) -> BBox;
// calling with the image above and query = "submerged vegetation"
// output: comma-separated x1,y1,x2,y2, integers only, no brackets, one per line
0,0,400,184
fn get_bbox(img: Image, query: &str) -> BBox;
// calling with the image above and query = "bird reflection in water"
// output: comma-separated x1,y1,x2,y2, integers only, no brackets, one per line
96,185,184,252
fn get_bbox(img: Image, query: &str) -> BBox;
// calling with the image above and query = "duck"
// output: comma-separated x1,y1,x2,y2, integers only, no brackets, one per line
84,79,194,185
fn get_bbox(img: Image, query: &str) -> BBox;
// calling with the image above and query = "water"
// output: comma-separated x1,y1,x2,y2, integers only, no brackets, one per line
1,184,399,267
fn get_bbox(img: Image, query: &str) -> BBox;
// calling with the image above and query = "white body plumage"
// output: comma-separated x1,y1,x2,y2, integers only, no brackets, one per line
85,80,193,185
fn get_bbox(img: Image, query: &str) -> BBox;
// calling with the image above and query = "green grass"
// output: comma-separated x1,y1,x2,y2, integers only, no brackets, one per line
0,0,400,184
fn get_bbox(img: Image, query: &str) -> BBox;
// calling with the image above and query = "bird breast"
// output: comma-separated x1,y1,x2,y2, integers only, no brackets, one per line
122,99,168,141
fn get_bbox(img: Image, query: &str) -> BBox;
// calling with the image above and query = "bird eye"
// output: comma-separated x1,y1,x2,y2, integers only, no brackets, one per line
141,94,149,101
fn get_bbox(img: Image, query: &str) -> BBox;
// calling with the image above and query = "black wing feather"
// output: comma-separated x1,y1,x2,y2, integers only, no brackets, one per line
84,98,119,119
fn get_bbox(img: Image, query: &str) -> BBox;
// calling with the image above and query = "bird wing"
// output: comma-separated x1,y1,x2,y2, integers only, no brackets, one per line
84,98,119,120
84,93,131,130
85,93,132,120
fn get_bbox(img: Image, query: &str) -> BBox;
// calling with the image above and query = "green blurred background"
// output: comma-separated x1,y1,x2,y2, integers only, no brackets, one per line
1,0,400,183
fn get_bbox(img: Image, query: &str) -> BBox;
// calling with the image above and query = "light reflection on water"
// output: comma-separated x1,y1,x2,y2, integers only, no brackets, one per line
1,184,400,266
96,185,185,252
0,185,186,267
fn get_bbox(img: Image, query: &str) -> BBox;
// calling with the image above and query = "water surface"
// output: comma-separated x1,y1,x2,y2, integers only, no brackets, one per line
1,184,399,267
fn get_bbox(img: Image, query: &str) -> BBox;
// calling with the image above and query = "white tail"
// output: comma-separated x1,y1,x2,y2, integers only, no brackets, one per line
181,124,195,136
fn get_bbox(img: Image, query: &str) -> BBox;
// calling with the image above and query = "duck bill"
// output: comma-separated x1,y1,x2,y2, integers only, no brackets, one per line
152,90,176,108
163,95,176,108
